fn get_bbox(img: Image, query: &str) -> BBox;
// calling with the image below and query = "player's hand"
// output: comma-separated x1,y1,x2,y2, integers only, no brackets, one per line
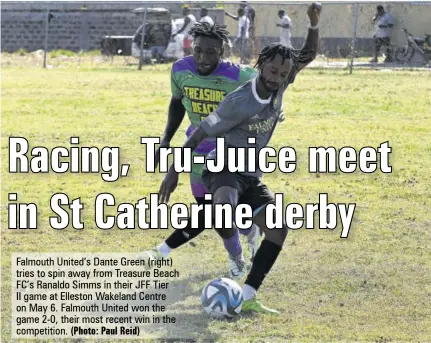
307,2,322,27
158,167,179,203
154,140,169,170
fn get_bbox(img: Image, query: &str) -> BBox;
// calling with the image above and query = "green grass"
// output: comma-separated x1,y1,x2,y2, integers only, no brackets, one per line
1,57,431,343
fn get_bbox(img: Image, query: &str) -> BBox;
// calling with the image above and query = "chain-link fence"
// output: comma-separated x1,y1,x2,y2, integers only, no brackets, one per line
1,1,430,71
243,1,431,71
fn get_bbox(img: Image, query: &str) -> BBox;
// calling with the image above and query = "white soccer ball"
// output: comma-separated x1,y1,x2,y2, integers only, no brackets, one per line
201,277,243,319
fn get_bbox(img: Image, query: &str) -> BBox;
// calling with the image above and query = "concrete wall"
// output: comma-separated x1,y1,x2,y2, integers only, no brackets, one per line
0,1,183,52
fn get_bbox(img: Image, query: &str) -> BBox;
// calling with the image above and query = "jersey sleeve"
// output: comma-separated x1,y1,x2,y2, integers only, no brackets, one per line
199,94,249,137
170,68,183,99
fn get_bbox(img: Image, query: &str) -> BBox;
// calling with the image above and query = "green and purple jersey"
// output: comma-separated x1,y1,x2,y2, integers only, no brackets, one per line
170,56,257,197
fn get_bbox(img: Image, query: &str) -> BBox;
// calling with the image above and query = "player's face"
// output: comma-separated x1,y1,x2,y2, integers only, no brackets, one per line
260,53,292,92
193,37,223,76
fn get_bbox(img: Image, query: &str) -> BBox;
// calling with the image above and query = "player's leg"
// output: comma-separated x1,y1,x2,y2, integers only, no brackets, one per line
203,168,248,280
141,158,211,264
141,195,210,265
240,181,288,315
202,159,260,262
188,155,249,259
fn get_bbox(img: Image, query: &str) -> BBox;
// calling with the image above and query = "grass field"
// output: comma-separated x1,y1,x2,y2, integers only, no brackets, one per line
1,55,431,343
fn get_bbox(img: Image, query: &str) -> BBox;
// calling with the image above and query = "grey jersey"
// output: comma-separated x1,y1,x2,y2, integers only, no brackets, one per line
200,72,296,178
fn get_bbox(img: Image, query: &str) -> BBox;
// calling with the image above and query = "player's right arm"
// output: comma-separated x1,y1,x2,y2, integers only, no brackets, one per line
296,3,322,72
161,97,186,145
155,69,186,168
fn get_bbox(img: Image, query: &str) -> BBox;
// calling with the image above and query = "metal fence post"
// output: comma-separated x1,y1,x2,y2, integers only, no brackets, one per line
349,2,359,74
138,7,148,70
43,9,50,68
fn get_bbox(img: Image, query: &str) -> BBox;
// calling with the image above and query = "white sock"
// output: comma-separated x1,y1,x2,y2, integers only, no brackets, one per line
156,242,172,257
242,284,257,301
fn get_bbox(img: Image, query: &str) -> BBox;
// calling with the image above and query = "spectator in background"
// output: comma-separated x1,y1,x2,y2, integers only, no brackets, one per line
200,8,214,27
370,5,394,63
276,10,292,47
233,8,250,64
172,6,197,56
225,1,256,57
133,23,167,61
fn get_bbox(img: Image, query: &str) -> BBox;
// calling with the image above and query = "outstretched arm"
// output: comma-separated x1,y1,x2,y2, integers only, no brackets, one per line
297,2,322,72
225,12,239,21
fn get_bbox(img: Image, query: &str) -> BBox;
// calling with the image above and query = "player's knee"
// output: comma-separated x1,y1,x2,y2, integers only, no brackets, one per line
213,186,238,207
262,223,288,248
214,227,236,239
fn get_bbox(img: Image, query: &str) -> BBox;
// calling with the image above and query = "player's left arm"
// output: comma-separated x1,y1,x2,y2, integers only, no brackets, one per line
296,2,322,72
158,125,207,203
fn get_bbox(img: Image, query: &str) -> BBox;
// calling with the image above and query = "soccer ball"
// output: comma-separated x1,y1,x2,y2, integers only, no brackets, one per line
201,277,243,319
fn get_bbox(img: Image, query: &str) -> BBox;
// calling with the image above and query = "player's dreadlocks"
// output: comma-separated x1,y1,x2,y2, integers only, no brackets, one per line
188,22,230,45
254,43,315,71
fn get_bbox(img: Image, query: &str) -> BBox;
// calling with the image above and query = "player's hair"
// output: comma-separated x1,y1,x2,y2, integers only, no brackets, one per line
255,43,298,70
255,43,314,71
188,22,230,44
278,10,285,16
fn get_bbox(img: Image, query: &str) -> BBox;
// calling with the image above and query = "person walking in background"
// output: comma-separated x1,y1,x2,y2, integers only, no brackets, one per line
370,5,394,63
276,10,292,47
234,8,250,64
225,1,256,59
200,8,214,27
172,6,197,56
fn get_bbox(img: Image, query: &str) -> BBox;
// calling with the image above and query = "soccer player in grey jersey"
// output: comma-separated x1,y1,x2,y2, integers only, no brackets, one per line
159,3,322,315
